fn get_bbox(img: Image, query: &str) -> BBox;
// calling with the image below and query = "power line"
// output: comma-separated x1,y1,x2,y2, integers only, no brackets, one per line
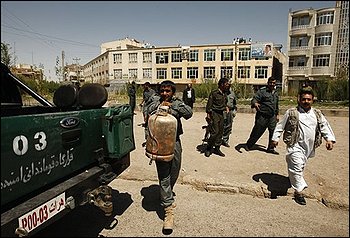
2,24,99,48
1,5,60,51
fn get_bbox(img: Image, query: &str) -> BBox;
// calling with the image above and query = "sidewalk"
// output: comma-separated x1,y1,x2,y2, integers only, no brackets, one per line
118,111,349,210
192,104,349,117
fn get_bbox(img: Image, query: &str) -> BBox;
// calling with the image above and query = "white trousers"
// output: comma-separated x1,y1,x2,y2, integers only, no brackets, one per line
286,151,308,193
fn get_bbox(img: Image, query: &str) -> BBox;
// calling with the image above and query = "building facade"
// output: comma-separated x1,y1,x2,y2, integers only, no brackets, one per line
83,37,285,93
335,1,349,77
286,1,349,94
11,64,44,81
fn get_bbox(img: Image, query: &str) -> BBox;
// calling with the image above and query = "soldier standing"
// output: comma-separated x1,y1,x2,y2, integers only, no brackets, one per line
204,78,230,157
222,83,237,147
246,76,279,154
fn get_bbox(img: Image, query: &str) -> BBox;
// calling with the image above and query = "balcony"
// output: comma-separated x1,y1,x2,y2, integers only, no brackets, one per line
287,66,309,76
288,46,310,56
310,67,333,76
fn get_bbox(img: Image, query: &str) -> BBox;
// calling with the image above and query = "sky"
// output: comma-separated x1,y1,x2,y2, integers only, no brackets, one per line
1,1,336,82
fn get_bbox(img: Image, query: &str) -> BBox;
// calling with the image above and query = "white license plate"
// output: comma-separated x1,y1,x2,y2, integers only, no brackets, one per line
18,192,66,233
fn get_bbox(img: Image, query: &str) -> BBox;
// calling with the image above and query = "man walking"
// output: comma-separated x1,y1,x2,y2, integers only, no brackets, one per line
246,76,279,154
271,86,336,205
139,82,156,146
222,83,237,147
147,80,193,232
204,78,230,157
128,81,136,114
182,83,196,109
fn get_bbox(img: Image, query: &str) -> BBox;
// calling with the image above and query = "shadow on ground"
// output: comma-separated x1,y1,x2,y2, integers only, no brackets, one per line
35,189,133,237
235,143,267,153
141,184,164,220
252,172,291,199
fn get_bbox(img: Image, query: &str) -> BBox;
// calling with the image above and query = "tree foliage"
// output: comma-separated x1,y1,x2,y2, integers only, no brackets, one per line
1,42,12,66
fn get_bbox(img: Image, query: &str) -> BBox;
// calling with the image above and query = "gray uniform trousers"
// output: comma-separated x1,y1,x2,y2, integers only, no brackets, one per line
155,139,182,208
246,112,277,149
222,110,234,144
208,111,224,148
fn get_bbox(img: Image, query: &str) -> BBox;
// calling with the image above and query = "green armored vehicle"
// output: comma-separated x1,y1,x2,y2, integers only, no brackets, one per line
1,62,135,236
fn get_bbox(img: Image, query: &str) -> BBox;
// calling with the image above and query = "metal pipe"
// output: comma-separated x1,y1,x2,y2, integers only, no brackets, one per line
8,72,54,107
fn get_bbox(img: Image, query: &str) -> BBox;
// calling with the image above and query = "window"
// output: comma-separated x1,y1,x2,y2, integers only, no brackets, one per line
143,68,152,79
291,15,310,28
129,69,137,79
171,51,182,62
189,50,199,62
317,11,334,25
204,67,215,78
156,52,169,64
315,33,332,46
114,69,122,79
221,49,233,61
113,53,122,64
129,53,137,63
220,67,233,79
313,54,330,67
204,49,216,61
171,68,182,79
289,56,307,67
143,52,152,63
156,68,167,79
238,48,251,61
254,66,268,79
290,36,309,48
187,67,198,79
237,66,250,79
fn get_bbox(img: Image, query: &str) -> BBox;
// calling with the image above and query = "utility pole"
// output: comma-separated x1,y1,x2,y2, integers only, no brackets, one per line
13,42,16,66
62,51,65,81
234,39,238,84
73,57,81,84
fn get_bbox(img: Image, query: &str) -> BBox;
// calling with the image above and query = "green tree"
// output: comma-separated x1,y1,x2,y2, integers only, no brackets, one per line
1,42,12,66
55,56,62,80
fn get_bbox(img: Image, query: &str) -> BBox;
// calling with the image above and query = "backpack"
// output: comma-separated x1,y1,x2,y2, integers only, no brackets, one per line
283,107,323,148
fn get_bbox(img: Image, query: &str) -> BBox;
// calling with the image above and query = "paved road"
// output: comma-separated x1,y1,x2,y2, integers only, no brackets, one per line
35,110,349,237
36,179,349,237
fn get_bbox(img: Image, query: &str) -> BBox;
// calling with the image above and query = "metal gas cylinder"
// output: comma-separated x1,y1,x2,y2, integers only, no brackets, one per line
146,105,177,162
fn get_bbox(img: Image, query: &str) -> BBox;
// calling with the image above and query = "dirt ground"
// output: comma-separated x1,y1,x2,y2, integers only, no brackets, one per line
121,109,349,210
35,109,349,237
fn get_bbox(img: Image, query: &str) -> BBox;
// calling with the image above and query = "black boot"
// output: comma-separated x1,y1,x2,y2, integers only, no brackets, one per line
205,145,212,157
213,146,225,157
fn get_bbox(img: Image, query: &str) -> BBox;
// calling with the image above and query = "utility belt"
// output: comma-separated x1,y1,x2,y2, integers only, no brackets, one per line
257,111,275,118
212,109,224,115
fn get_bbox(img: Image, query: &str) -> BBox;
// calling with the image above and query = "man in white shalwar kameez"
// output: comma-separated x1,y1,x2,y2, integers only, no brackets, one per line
271,87,336,205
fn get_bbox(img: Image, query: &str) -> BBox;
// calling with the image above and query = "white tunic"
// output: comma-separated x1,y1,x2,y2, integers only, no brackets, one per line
272,107,336,158
272,106,336,192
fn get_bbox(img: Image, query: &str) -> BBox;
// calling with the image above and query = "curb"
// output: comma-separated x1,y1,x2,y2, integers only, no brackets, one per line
180,176,349,211
118,175,349,211
192,106,349,117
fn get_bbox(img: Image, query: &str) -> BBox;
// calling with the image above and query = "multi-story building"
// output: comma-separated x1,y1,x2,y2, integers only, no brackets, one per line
82,37,285,93
286,1,349,94
11,64,44,81
335,1,349,77
63,64,84,84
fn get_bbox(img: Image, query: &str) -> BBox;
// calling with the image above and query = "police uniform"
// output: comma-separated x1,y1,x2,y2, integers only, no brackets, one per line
222,89,237,146
246,86,279,151
205,88,227,154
